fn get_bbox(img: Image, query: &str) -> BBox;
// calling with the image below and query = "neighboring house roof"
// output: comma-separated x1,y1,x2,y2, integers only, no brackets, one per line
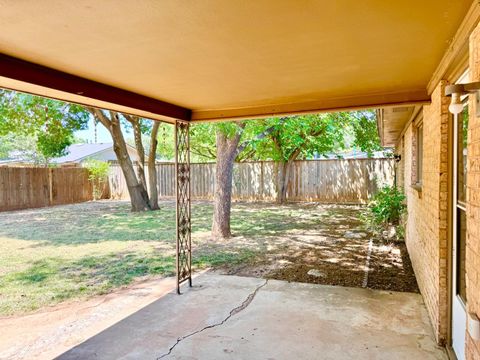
51,143,137,164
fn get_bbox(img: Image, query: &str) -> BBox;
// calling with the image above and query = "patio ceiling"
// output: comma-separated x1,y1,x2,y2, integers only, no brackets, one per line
0,1,475,123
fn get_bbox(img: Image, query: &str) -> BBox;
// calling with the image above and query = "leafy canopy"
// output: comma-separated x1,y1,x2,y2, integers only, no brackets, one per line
0,90,89,161
187,110,382,162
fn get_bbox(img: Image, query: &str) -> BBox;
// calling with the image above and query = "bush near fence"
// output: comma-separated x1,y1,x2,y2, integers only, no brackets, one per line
109,158,394,204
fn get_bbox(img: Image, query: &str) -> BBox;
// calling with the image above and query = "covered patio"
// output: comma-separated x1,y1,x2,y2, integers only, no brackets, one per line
1,1,479,359
57,274,444,360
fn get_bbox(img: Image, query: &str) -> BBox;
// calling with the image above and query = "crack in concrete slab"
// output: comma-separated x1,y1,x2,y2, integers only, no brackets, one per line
156,279,268,359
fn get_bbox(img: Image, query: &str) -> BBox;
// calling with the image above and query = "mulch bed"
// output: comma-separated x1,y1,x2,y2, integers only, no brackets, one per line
217,205,419,293
367,239,419,292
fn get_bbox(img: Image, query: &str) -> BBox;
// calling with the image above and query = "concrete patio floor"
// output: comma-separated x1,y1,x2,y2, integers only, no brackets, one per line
56,273,446,360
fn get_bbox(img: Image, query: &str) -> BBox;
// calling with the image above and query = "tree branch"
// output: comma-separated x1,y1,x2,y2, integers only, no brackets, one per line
287,127,326,162
236,148,256,162
191,146,216,161
235,117,288,157
86,107,111,132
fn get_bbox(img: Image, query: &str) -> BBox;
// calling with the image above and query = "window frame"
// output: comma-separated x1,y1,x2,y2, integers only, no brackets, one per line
411,114,424,190
416,122,423,187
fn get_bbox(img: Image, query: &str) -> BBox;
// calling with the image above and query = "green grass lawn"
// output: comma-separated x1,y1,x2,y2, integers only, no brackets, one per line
0,201,261,316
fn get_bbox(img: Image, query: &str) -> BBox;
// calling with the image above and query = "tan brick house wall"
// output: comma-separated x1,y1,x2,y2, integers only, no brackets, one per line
466,24,480,360
397,23,480,358
397,81,450,345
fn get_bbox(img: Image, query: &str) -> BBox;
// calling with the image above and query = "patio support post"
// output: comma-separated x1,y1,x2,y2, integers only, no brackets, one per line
175,120,192,294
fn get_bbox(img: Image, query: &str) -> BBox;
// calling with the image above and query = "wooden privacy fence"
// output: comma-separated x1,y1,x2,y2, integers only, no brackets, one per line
0,167,93,212
109,158,394,204
0,159,394,212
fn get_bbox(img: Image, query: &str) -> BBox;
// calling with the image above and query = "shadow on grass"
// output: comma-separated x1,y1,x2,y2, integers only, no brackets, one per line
0,201,213,245
230,203,366,237
0,201,364,246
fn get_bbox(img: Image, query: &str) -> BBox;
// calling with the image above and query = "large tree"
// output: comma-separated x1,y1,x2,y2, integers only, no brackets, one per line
190,111,382,238
253,113,351,203
147,121,161,210
209,121,285,239
87,107,151,211
232,111,382,203
0,90,89,165
86,108,162,212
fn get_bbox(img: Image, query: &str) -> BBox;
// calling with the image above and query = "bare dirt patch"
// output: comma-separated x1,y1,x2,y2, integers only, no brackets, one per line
216,203,419,293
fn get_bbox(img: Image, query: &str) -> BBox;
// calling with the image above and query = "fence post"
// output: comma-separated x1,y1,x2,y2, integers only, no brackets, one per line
48,168,53,205
260,161,264,199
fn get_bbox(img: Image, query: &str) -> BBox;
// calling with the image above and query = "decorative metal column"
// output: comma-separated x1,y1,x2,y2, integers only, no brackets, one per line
175,120,192,294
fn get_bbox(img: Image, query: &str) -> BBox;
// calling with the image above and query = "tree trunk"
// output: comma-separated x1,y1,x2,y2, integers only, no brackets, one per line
276,160,293,203
110,116,150,211
148,121,160,210
129,117,148,194
275,150,302,204
90,109,150,212
270,125,324,204
212,128,243,239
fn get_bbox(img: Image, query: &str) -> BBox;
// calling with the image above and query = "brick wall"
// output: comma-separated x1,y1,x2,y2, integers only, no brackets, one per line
397,81,450,345
466,24,480,360
398,23,480,358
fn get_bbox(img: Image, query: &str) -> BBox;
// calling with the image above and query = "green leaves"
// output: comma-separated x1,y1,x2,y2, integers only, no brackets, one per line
84,159,110,181
84,159,110,200
244,112,350,162
155,123,175,160
0,87,382,165
0,90,89,162
350,110,383,156
368,185,406,226
186,110,382,163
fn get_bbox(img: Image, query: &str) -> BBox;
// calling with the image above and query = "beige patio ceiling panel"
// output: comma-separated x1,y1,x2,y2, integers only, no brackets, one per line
0,0,473,121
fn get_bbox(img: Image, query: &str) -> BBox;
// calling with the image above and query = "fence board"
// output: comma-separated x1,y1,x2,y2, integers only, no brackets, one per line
0,167,93,212
109,158,394,204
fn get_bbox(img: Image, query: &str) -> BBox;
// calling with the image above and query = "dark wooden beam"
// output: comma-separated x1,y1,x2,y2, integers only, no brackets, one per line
0,53,191,121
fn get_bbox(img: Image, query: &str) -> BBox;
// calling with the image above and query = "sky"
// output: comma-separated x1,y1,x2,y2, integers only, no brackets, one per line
74,116,111,143
74,115,132,143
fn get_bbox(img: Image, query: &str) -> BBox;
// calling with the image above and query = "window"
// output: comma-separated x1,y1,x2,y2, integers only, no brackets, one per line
411,115,423,188
455,103,468,303
457,104,468,207
416,123,423,186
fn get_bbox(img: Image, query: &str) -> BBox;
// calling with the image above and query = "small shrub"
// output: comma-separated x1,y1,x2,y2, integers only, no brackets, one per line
365,185,406,240
84,159,110,200
369,185,406,225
